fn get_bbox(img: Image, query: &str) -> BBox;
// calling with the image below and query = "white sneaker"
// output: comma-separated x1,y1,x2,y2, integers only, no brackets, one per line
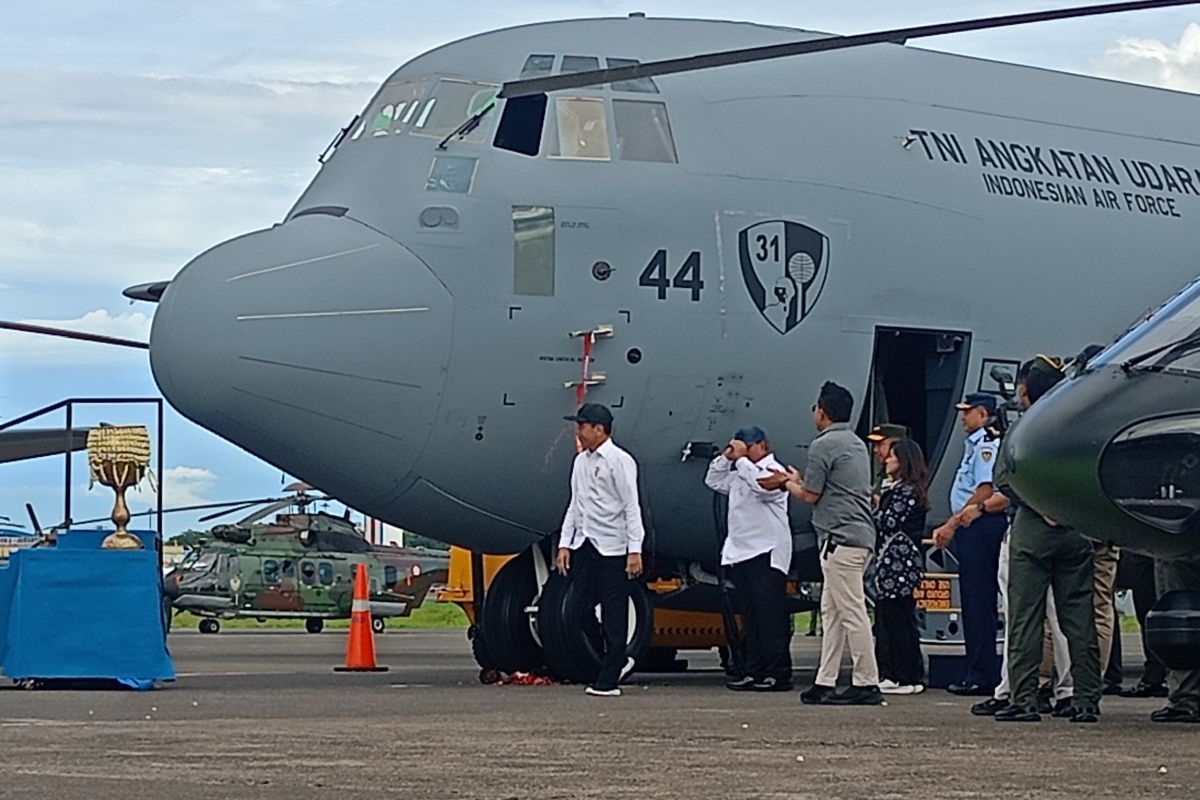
619,657,636,683
586,686,621,697
882,684,924,695
878,679,901,691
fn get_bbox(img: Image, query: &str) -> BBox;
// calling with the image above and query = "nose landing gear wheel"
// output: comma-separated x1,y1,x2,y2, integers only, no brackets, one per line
479,549,544,673
198,618,220,634
537,573,653,684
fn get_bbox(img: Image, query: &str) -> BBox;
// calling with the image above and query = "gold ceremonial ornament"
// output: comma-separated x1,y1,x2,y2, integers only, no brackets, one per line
86,424,153,549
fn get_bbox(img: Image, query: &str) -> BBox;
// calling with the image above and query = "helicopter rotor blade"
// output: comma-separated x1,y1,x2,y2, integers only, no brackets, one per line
70,498,288,527
197,501,265,523
498,0,1199,98
0,319,148,350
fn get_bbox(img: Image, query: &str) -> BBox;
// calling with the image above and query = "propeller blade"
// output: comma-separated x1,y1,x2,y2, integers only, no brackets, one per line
499,0,1199,98
0,319,148,350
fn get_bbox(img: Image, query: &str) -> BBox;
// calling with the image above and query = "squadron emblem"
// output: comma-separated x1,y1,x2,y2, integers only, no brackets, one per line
738,220,829,334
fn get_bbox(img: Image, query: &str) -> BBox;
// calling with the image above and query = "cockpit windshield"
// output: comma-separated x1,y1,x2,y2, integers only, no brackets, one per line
1090,277,1200,371
350,77,498,143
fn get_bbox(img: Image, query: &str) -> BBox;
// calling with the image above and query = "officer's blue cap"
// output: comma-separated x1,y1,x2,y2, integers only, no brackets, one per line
956,393,998,413
733,426,768,444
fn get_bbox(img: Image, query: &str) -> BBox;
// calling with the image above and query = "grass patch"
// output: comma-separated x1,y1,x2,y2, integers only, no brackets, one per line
172,600,469,631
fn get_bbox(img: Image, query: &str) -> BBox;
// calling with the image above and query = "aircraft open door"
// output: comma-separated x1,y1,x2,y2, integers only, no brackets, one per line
859,326,971,475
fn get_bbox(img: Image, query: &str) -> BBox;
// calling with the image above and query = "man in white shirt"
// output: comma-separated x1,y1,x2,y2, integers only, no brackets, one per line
556,403,646,697
706,426,793,692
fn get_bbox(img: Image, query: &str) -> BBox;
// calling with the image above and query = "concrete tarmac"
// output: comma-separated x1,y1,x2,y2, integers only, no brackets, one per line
0,630,1194,800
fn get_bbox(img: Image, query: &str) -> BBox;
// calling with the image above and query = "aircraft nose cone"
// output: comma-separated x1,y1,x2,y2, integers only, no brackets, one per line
151,215,452,508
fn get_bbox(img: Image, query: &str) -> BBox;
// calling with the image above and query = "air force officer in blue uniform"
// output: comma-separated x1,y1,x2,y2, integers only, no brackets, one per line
933,393,1004,695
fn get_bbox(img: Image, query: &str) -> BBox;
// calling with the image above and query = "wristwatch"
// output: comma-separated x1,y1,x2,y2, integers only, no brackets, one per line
977,501,987,515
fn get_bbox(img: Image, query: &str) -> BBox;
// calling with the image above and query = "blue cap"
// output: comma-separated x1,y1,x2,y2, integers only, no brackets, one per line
733,426,767,444
956,393,998,413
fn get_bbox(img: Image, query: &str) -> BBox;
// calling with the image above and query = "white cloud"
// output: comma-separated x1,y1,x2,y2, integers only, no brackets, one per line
0,309,151,365
149,465,219,510
1096,23,1200,93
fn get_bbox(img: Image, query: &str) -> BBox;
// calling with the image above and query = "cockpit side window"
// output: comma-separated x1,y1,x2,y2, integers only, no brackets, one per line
551,97,610,160
561,55,602,88
606,58,659,93
520,54,555,78
612,100,677,163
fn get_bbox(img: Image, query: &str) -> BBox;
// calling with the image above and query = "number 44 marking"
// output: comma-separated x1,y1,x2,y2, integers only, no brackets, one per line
638,250,704,302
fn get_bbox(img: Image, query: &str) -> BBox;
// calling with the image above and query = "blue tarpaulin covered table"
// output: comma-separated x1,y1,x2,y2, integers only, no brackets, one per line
0,529,174,688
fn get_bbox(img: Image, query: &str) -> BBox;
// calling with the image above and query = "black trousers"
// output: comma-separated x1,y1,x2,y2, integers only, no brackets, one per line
1126,552,1168,687
875,595,925,686
729,552,793,684
574,540,630,690
950,513,1006,688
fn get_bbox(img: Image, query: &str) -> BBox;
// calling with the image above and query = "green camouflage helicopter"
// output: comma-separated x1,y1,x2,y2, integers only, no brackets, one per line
161,484,449,633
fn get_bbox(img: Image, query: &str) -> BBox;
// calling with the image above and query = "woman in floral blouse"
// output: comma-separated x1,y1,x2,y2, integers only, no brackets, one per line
873,439,930,695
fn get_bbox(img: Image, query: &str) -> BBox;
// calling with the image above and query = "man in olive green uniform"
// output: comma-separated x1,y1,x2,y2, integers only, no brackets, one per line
1151,552,1200,722
993,356,1102,722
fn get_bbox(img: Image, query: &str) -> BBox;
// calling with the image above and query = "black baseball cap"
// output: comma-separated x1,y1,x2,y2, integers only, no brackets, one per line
564,402,613,426
867,423,909,442
956,392,999,413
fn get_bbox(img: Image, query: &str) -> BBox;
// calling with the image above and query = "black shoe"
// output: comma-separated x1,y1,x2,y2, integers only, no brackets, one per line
751,676,793,693
1069,706,1100,723
946,682,990,697
1102,682,1123,696
799,684,837,705
1121,681,1170,699
995,705,1041,722
825,685,884,706
1150,706,1200,723
970,697,1011,717
726,675,756,691
1051,698,1077,718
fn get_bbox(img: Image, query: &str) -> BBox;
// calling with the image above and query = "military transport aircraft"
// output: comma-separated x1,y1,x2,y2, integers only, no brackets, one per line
6,2,1200,680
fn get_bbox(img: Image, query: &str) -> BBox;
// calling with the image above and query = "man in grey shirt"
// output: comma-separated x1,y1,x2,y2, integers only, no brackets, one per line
762,381,881,705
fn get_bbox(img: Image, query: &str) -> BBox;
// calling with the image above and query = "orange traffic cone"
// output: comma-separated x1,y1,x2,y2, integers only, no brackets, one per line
334,563,389,672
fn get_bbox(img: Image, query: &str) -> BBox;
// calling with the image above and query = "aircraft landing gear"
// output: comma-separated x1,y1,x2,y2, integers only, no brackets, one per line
372,616,385,634
537,571,654,685
478,549,544,674
305,618,324,634
198,618,220,634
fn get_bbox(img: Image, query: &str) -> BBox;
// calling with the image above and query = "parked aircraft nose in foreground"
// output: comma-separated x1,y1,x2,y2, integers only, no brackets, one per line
150,213,454,514
1004,278,1200,558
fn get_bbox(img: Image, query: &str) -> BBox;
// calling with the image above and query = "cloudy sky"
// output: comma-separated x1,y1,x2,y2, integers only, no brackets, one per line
2,0,1198,538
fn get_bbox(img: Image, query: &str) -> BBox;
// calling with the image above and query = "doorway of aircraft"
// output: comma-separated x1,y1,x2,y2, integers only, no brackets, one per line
859,327,971,473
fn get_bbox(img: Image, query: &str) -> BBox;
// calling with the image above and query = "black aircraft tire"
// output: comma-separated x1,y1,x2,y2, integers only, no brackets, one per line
480,550,544,673
305,618,324,634
372,616,385,634
537,573,654,685
468,623,498,669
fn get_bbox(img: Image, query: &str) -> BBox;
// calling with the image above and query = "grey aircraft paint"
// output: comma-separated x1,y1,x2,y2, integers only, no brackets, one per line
150,16,1200,565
